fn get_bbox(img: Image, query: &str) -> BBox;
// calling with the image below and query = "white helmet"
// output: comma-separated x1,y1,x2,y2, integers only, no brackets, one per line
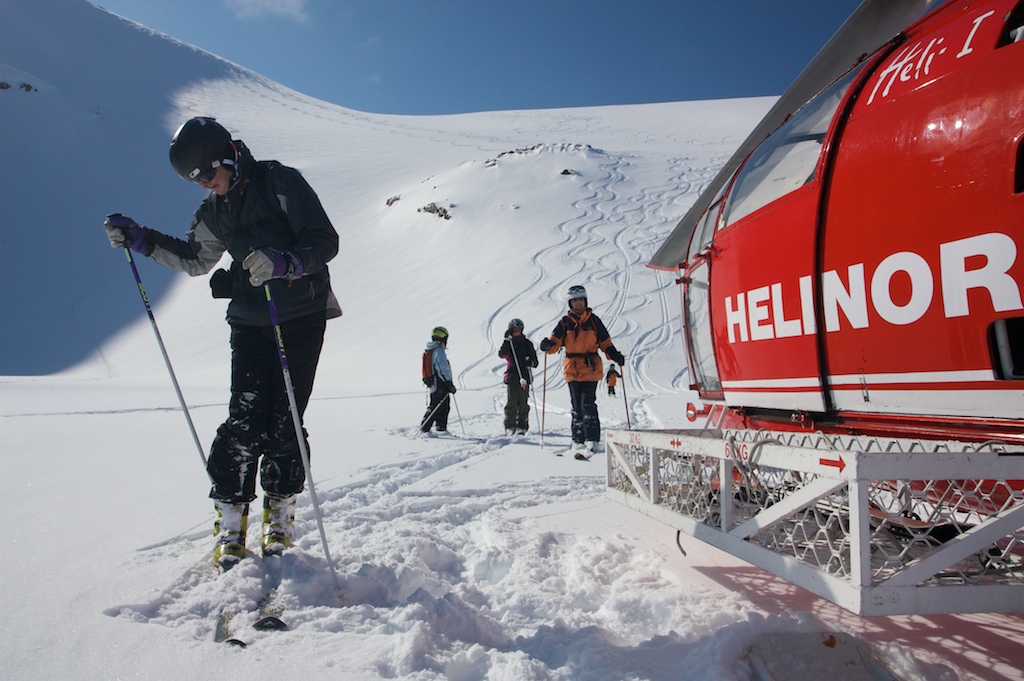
567,285,587,302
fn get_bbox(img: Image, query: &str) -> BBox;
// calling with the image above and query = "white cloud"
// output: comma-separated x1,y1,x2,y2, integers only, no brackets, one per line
224,0,308,21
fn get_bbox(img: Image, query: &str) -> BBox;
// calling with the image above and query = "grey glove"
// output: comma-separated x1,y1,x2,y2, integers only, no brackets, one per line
241,248,303,287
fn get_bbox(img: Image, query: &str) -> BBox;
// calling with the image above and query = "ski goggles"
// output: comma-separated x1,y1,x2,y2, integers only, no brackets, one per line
194,167,219,184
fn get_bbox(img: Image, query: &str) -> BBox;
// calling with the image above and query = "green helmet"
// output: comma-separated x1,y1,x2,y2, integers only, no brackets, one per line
431,326,449,342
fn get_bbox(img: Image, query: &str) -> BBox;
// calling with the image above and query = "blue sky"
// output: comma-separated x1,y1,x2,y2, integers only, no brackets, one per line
94,0,862,115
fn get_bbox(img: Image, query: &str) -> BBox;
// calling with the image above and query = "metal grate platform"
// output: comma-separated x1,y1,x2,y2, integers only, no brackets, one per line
605,427,1024,615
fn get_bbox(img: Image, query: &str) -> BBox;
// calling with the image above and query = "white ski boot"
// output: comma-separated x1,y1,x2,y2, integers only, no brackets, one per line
261,494,297,557
213,500,249,572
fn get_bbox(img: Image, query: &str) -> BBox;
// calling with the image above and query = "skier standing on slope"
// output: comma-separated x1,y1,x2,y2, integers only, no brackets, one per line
498,318,538,435
421,326,456,434
539,285,625,454
103,116,341,572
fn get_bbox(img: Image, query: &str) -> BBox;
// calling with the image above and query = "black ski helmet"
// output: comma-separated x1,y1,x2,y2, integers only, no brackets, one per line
508,318,524,332
169,117,236,183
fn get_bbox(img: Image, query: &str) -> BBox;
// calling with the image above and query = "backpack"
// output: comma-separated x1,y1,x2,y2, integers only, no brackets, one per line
422,347,436,386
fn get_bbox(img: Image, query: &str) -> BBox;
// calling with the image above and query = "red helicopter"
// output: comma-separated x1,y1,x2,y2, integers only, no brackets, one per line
652,0,1024,447
614,0,1024,614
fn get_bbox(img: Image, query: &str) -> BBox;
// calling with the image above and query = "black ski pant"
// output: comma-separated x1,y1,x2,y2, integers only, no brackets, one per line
207,311,326,503
568,380,600,444
421,387,451,432
504,380,531,431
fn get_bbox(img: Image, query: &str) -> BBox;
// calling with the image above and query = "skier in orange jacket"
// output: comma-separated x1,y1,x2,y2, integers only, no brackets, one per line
539,285,625,454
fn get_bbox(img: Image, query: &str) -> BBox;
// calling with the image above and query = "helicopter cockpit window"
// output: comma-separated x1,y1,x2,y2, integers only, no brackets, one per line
687,196,725,262
722,65,863,229
997,1,1024,46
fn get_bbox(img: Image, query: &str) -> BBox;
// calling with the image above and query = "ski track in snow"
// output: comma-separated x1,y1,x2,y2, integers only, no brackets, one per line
456,140,702,420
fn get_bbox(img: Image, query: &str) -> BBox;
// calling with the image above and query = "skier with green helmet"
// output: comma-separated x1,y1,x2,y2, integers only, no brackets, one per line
420,326,456,433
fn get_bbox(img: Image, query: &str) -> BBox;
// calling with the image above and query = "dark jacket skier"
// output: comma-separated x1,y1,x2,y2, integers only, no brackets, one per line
498,318,538,435
103,116,340,572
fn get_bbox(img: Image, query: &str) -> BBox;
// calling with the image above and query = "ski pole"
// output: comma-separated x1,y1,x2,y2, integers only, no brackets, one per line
264,284,340,590
451,393,465,436
540,353,547,447
123,248,208,471
528,368,541,439
508,336,522,384
620,364,632,430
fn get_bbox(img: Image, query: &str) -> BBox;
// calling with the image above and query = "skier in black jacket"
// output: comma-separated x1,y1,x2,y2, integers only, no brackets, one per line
103,117,340,572
498,318,538,435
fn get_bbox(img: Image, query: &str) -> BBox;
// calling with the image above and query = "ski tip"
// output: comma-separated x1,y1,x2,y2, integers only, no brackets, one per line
254,615,289,632
224,638,248,648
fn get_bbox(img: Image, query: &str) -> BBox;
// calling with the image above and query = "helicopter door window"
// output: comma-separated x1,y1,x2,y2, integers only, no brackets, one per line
990,317,1024,379
722,65,863,229
685,261,721,393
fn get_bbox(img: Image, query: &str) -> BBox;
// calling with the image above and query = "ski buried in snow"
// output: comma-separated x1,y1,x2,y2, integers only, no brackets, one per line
213,605,287,647
213,556,289,646
213,611,244,646
255,614,289,631
253,572,289,634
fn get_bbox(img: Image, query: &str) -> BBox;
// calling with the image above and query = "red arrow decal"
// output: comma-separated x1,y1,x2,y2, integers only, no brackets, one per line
819,455,845,473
